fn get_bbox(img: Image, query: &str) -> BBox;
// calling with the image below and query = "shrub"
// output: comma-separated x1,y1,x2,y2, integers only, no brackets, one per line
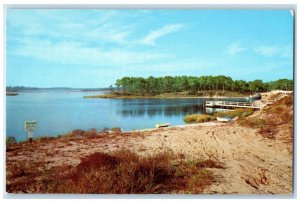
6,136,17,147
62,132,74,139
187,169,214,193
9,162,26,178
100,127,110,133
52,150,219,194
196,159,225,169
280,112,293,124
111,127,121,133
238,118,267,128
71,129,85,137
36,136,56,143
55,150,175,194
283,94,293,106
258,127,277,139
184,114,216,123
270,105,286,114
83,128,98,138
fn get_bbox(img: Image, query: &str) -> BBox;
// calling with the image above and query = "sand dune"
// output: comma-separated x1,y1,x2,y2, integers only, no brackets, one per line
130,123,292,194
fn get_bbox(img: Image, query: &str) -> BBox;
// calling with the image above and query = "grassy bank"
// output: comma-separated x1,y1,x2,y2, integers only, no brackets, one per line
183,108,255,124
238,94,293,139
214,108,254,118
84,91,248,99
6,127,124,147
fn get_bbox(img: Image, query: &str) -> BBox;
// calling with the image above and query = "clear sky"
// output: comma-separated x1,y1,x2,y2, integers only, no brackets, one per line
6,9,294,88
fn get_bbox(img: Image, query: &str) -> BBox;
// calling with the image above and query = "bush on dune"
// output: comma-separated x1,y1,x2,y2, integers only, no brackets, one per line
51,150,221,194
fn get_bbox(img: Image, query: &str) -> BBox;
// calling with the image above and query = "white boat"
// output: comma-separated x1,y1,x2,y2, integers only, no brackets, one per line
249,93,262,100
155,123,170,128
217,116,238,122
247,93,262,102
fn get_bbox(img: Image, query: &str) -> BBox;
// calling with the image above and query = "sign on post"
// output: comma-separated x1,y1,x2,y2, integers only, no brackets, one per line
24,120,37,139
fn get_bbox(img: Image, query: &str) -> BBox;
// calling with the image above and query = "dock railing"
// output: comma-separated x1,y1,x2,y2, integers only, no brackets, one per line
206,100,261,109
206,91,292,110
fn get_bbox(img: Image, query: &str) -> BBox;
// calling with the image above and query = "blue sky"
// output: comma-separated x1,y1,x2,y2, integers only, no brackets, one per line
6,9,294,88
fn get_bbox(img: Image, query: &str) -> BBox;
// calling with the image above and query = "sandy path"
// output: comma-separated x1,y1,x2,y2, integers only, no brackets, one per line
130,123,293,194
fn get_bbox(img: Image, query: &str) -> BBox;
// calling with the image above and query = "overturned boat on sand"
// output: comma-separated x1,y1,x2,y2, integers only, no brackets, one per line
217,116,238,122
155,123,170,128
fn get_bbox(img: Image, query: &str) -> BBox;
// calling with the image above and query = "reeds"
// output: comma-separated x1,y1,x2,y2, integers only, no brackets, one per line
184,114,216,123
214,108,254,118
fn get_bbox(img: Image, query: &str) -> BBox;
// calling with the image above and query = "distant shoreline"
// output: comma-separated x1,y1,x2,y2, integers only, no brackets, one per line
6,92,19,96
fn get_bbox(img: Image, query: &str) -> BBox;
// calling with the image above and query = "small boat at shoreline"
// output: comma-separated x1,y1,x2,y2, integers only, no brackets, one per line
155,123,170,128
217,116,238,122
246,93,261,102
249,93,262,99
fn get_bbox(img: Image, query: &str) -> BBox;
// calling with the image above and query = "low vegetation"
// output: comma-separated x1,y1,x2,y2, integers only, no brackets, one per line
214,108,254,118
6,149,224,194
6,136,17,147
6,127,123,147
184,114,216,123
238,94,293,139
183,108,254,124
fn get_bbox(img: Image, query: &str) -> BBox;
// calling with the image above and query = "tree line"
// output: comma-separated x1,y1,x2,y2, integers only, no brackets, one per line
6,86,39,92
113,76,293,95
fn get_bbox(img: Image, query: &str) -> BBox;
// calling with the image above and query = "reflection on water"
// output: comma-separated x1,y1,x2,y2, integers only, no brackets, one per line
116,99,204,118
118,104,204,117
115,98,247,118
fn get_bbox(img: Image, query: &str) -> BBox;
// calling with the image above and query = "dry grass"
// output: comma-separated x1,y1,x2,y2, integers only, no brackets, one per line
7,149,224,194
6,127,126,148
238,94,293,139
196,159,225,169
214,108,254,118
111,127,122,133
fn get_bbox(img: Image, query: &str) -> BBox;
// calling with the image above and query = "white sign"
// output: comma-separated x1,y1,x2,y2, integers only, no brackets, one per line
24,120,37,132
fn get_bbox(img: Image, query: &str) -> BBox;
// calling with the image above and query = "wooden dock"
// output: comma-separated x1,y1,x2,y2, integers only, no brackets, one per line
205,100,261,109
205,91,292,110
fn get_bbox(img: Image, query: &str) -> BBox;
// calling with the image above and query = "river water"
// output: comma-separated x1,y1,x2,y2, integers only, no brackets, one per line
6,90,246,141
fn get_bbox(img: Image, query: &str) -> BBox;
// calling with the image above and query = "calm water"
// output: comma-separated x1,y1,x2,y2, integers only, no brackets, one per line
6,91,246,141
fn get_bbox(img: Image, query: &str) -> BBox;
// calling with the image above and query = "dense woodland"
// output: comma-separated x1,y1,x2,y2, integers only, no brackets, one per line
113,76,293,95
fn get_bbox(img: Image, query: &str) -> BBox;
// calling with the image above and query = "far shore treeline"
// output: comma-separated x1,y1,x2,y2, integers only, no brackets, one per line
113,75,293,95
5,86,111,92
